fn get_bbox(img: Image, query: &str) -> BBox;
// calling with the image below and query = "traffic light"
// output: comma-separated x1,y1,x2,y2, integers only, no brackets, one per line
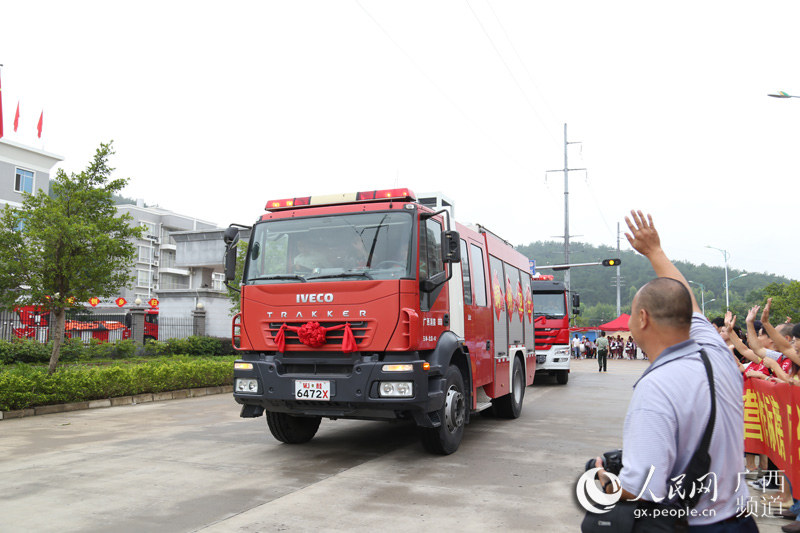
602,258,622,267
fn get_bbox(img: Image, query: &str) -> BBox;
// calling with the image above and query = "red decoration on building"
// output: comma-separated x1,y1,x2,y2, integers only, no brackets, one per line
148,298,159,308
115,297,126,307
88,297,100,307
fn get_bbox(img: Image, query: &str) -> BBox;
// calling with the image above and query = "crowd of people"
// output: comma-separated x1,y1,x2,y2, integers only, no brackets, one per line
571,333,638,359
709,299,800,532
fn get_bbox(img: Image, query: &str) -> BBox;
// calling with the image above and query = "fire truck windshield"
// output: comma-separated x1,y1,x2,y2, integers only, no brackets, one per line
244,212,414,283
533,292,567,318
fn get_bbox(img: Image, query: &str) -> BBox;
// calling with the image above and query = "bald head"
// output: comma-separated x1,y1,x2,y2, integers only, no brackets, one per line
634,277,693,331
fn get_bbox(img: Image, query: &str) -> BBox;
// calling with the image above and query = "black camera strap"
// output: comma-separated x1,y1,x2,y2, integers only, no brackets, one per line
680,348,716,509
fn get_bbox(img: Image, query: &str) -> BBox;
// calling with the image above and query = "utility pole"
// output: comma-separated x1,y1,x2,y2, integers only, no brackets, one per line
547,124,585,296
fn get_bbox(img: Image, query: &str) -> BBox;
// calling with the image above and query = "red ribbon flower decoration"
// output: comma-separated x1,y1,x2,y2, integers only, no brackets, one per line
275,321,358,353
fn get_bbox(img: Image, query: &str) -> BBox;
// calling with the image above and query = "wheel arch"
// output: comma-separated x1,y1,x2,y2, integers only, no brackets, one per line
427,330,473,418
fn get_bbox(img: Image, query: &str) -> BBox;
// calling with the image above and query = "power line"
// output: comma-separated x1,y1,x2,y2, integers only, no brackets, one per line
464,0,561,153
354,0,535,177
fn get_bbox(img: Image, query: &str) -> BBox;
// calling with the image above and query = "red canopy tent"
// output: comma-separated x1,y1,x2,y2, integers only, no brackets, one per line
597,314,631,332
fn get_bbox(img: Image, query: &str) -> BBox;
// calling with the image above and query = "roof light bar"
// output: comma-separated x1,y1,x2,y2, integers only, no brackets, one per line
265,188,416,211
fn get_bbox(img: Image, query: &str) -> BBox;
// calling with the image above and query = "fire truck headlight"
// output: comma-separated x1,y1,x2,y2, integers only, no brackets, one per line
379,381,414,398
235,378,259,394
381,364,413,372
554,348,570,358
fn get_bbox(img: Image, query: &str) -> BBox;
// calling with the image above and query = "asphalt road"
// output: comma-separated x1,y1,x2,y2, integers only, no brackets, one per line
0,359,787,532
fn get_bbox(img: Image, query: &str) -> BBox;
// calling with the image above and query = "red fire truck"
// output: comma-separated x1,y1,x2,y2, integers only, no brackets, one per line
224,188,536,454
12,306,159,343
530,276,577,385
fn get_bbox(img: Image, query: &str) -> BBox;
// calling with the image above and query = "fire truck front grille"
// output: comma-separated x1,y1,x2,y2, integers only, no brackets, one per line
282,363,353,376
267,321,372,349
535,328,557,350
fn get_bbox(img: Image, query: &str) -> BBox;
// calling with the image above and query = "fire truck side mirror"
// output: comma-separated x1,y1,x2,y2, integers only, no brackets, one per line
572,293,580,308
441,230,461,263
223,226,240,281
223,226,240,246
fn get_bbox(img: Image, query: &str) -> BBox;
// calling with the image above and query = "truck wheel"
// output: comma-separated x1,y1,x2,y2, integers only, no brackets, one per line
419,365,465,455
266,412,321,444
493,356,525,419
556,369,569,385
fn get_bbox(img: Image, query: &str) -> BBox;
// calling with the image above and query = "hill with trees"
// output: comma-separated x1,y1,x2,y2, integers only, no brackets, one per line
516,241,797,328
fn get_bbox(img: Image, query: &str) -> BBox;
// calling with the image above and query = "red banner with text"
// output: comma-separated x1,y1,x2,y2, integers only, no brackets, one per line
743,378,799,498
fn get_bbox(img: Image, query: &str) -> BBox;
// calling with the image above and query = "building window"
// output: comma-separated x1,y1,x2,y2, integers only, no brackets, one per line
138,245,153,263
140,221,157,240
137,269,152,288
212,272,225,291
15,168,34,194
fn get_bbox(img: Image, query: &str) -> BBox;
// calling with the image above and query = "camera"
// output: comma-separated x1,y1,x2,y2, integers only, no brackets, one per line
585,449,623,476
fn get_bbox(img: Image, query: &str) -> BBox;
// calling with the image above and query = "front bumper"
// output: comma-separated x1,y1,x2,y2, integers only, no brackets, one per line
233,354,445,423
535,348,571,371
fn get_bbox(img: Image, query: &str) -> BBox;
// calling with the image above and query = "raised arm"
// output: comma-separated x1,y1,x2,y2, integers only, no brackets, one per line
744,305,767,359
725,312,760,364
761,298,800,365
623,211,701,314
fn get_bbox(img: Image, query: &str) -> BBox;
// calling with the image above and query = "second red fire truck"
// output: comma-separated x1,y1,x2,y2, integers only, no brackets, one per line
530,275,576,385
225,188,536,454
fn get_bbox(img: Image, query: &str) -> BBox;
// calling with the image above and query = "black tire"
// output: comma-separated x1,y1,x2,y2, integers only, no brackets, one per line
419,365,466,455
556,369,569,385
266,412,321,444
493,356,525,419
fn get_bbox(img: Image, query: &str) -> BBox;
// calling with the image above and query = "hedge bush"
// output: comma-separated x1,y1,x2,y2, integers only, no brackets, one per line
0,335,237,365
0,356,235,411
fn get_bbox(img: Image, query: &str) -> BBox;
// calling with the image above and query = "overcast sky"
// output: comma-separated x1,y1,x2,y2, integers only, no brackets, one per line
2,1,798,281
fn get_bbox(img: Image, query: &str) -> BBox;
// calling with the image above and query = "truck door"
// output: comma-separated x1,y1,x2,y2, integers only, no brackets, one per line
461,240,493,388
488,255,510,397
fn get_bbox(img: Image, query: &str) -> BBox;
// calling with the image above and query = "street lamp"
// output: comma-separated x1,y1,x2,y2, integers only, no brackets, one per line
768,91,800,99
706,245,731,310
723,273,748,306
688,281,706,314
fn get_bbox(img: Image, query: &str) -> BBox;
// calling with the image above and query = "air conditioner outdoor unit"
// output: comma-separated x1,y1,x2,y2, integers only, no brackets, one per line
153,251,160,258
153,284,159,291
152,273,159,280
153,260,159,267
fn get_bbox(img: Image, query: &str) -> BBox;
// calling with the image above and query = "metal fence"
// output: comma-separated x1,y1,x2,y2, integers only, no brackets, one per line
0,309,199,343
157,315,198,341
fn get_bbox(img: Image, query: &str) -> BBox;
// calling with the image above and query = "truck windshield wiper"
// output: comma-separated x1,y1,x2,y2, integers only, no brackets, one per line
305,272,374,281
250,275,307,283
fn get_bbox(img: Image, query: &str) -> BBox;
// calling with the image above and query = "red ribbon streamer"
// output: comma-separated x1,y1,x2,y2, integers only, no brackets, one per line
275,321,357,353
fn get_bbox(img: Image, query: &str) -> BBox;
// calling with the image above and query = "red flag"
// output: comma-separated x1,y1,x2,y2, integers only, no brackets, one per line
37,110,43,138
14,102,19,132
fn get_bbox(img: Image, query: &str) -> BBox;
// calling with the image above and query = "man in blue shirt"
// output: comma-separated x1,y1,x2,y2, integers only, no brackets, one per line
594,211,756,532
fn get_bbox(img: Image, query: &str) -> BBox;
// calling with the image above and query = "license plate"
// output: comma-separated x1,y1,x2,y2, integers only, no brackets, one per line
295,380,331,401
536,355,546,364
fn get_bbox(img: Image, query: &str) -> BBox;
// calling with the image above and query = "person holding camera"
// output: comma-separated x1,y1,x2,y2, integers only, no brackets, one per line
591,211,755,532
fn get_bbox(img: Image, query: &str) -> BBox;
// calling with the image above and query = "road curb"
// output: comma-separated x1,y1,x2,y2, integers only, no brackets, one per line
0,385,233,420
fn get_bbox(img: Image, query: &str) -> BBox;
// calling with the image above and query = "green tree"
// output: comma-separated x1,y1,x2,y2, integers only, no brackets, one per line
758,282,800,323
0,142,142,373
